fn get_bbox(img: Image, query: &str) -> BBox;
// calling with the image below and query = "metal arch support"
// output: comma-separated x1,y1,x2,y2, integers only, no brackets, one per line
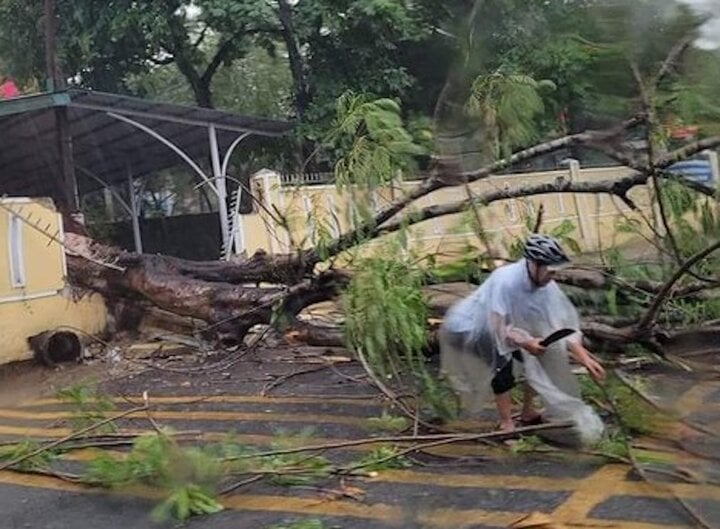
221,132,252,178
218,131,251,258
106,111,220,199
127,165,144,254
208,124,229,250
76,165,132,216
74,163,143,253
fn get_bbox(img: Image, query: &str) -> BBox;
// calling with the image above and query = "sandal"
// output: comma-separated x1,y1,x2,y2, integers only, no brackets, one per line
517,415,544,427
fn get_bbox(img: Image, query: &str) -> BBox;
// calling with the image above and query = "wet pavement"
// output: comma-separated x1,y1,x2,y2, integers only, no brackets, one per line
0,344,717,529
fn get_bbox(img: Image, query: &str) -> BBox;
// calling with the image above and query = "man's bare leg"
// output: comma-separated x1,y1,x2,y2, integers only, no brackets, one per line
495,391,514,432
520,383,542,423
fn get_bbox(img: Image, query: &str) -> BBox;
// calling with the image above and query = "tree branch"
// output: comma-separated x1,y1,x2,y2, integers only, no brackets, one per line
192,25,209,49
587,141,643,172
201,36,238,85
638,239,720,330
277,0,310,119
653,32,695,88
657,136,720,168
374,173,648,238
320,116,646,259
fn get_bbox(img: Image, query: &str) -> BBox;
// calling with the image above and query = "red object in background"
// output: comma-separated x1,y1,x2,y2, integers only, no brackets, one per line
668,124,699,140
0,79,20,99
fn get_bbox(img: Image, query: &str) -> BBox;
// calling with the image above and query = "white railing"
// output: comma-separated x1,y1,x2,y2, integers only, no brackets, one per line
280,172,334,186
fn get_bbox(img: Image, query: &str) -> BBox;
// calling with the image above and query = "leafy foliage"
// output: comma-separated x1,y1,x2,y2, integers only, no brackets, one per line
466,69,556,158
342,248,458,419
150,483,223,522
604,178,720,325
218,433,335,489
330,92,427,190
126,45,292,117
0,441,57,471
294,0,464,132
365,412,411,434
0,0,161,90
595,430,631,460
579,374,668,436
508,435,548,455
353,445,412,472
506,214,581,261
85,432,224,521
56,384,117,434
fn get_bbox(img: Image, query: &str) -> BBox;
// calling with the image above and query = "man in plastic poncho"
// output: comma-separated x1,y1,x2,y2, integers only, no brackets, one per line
440,234,606,437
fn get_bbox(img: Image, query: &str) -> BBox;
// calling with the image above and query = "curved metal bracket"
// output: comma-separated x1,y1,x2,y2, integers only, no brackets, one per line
221,132,252,177
76,165,132,215
106,111,219,198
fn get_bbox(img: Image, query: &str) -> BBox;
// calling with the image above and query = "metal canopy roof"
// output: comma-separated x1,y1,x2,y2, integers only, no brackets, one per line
0,89,293,198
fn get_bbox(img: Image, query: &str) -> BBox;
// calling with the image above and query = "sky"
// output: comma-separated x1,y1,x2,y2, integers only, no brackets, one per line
678,0,720,48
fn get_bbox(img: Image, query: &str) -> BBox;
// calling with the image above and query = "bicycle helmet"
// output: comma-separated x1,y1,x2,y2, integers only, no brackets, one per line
522,234,570,268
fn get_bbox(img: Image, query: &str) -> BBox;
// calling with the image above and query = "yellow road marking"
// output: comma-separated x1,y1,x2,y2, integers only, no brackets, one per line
0,470,89,493
0,408,371,427
22,395,382,408
577,521,694,529
375,469,579,491
0,424,74,437
552,465,636,521
550,464,711,528
0,469,698,529
418,507,518,528
6,422,717,506
674,385,720,418
222,494,408,523
0,471,543,528
373,469,720,501
62,450,719,504
0,469,535,529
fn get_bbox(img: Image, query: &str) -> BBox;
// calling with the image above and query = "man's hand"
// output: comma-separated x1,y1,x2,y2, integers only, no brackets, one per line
522,338,546,356
567,340,606,382
584,356,606,382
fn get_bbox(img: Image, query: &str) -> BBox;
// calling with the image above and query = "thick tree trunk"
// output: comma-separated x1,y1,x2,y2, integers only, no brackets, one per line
65,234,341,343
277,0,310,120
65,228,719,353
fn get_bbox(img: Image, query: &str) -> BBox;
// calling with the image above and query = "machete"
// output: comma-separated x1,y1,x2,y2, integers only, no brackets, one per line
511,328,576,362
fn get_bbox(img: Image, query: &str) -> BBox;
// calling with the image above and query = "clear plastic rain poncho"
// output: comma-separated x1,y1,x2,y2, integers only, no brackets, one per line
440,259,604,447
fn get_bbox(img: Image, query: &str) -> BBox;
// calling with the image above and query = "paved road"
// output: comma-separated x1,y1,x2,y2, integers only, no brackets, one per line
0,344,717,529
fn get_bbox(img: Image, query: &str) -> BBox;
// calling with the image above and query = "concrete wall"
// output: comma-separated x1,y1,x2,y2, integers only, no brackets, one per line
234,164,675,260
0,198,107,364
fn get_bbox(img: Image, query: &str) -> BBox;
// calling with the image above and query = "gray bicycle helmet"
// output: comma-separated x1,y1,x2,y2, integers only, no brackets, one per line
522,234,570,267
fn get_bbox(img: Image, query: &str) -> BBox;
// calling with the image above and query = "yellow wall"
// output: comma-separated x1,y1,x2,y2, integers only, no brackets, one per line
0,198,107,364
238,165,662,260
0,293,107,363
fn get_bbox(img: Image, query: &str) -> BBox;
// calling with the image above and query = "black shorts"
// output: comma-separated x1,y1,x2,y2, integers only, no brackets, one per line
491,359,515,395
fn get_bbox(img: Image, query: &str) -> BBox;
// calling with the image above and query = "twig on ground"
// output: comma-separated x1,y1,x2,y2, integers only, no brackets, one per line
0,404,149,472
219,475,264,495
261,364,337,396
3,466,84,484
224,421,574,462
141,392,165,435
137,345,255,375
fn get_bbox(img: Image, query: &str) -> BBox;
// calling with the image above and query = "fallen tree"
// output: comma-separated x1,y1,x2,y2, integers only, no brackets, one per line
59,33,720,361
